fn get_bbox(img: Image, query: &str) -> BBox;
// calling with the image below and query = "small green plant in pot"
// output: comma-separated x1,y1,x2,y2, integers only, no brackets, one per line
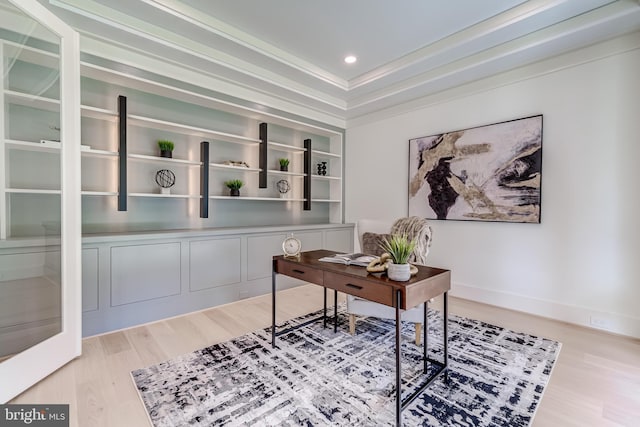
380,234,417,281
225,179,244,197
158,140,174,158
279,158,290,172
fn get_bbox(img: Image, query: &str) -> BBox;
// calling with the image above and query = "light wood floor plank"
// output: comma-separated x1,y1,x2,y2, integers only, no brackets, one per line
8,285,640,427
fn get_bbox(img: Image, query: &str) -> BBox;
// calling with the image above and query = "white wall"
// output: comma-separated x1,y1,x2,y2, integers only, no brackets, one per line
345,32,640,338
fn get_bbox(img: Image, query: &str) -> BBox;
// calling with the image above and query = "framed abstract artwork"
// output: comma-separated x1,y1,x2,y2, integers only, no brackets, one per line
408,115,543,223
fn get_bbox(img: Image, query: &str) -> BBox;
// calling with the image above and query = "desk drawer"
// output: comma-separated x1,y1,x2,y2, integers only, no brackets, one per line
276,261,324,285
324,271,393,306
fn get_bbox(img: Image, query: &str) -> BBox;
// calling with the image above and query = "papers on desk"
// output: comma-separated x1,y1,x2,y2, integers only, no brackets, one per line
318,253,377,267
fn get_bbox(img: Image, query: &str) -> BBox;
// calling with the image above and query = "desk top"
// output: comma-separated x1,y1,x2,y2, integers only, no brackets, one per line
274,249,451,309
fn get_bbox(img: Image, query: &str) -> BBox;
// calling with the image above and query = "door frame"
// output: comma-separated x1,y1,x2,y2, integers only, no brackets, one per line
0,0,82,403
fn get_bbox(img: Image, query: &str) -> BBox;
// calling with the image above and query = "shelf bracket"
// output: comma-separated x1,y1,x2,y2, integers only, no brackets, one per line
118,95,127,211
304,138,311,210
259,122,268,188
200,141,209,218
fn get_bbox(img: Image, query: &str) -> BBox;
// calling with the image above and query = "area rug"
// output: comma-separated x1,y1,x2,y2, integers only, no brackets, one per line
132,308,561,426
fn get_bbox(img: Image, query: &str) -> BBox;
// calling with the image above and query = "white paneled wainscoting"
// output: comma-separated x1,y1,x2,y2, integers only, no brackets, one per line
0,223,353,349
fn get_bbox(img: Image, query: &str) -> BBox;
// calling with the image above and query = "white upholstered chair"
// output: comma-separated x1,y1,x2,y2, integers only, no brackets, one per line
346,217,433,345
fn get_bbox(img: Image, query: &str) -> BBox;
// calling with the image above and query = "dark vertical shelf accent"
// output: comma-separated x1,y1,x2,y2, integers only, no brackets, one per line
304,138,311,210
117,95,127,211
259,122,268,188
200,141,209,218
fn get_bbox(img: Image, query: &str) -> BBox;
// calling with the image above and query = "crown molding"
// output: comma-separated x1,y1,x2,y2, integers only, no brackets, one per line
39,0,640,126
140,0,349,91
347,0,567,90
346,0,640,112
346,30,640,128
49,0,347,110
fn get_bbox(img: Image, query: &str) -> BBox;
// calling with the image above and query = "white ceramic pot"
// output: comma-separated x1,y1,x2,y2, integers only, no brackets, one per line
387,263,411,281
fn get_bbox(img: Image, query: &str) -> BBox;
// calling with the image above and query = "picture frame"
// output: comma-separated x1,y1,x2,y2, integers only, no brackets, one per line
408,115,543,223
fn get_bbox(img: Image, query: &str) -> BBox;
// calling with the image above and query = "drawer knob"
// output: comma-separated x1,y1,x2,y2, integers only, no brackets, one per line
345,283,363,290
293,269,305,274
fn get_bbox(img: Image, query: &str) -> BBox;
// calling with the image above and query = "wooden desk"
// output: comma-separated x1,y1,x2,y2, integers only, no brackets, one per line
272,249,451,427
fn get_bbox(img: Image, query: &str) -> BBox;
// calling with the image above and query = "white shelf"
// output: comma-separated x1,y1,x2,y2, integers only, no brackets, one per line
209,195,306,201
82,149,118,158
130,193,201,199
311,175,341,181
6,188,61,195
129,153,201,166
82,191,118,196
4,90,59,112
311,199,342,203
209,163,261,172
268,141,306,152
311,149,341,158
3,41,59,69
4,139,117,157
81,105,118,121
6,90,117,121
4,139,60,153
128,114,260,146
267,170,306,177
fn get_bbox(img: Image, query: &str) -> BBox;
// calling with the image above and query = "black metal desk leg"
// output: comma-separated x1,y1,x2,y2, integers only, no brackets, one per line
444,291,449,383
423,301,428,373
395,289,402,427
334,289,338,333
323,287,327,328
271,267,276,348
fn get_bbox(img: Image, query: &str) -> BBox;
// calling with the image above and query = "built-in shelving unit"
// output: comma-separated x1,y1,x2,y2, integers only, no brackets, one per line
1,34,343,239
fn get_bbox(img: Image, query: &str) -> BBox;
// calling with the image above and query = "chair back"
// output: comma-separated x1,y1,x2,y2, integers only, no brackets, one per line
391,216,432,265
355,219,390,252
355,217,432,265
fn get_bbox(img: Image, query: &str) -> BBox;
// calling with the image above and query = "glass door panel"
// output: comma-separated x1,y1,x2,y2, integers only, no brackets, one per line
0,0,81,403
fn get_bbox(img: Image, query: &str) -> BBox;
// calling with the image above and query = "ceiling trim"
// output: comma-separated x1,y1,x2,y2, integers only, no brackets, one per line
79,32,347,128
39,0,640,125
347,0,640,110
49,0,347,110
348,0,567,90
141,0,350,90
346,30,640,128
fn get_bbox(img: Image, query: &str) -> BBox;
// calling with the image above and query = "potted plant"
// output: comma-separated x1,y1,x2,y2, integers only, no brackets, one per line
224,179,243,197
279,158,290,172
158,140,174,158
380,234,417,281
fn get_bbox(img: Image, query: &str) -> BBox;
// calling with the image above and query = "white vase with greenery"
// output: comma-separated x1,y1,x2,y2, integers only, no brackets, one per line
380,234,416,281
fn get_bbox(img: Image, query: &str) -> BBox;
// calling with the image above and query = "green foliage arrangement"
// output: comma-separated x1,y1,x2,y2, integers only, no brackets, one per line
224,179,244,190
380,234,417,265
158,140,174,151
279,158,290,167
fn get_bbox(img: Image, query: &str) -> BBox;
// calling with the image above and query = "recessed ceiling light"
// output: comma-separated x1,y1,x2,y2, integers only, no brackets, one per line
344,55,357,64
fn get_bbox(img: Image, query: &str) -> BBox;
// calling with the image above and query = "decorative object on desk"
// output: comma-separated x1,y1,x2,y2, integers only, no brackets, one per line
132,307,561,427
282,233,301,258
224,179,243,197
222,160,250,168
155,169,175,195
279,158,289,172
380,234,417,281
409,115,543,223
366,252,392,272
276,179,290,198
157,139,174,158
317,161,327,176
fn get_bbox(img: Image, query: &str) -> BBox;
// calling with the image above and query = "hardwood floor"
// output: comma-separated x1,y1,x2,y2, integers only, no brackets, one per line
10,285,640,426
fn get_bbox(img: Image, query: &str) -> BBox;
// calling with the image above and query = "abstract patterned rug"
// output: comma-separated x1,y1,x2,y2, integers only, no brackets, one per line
132,308,561,426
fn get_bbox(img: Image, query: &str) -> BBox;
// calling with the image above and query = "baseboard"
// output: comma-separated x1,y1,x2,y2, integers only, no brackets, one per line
450,282,640,339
